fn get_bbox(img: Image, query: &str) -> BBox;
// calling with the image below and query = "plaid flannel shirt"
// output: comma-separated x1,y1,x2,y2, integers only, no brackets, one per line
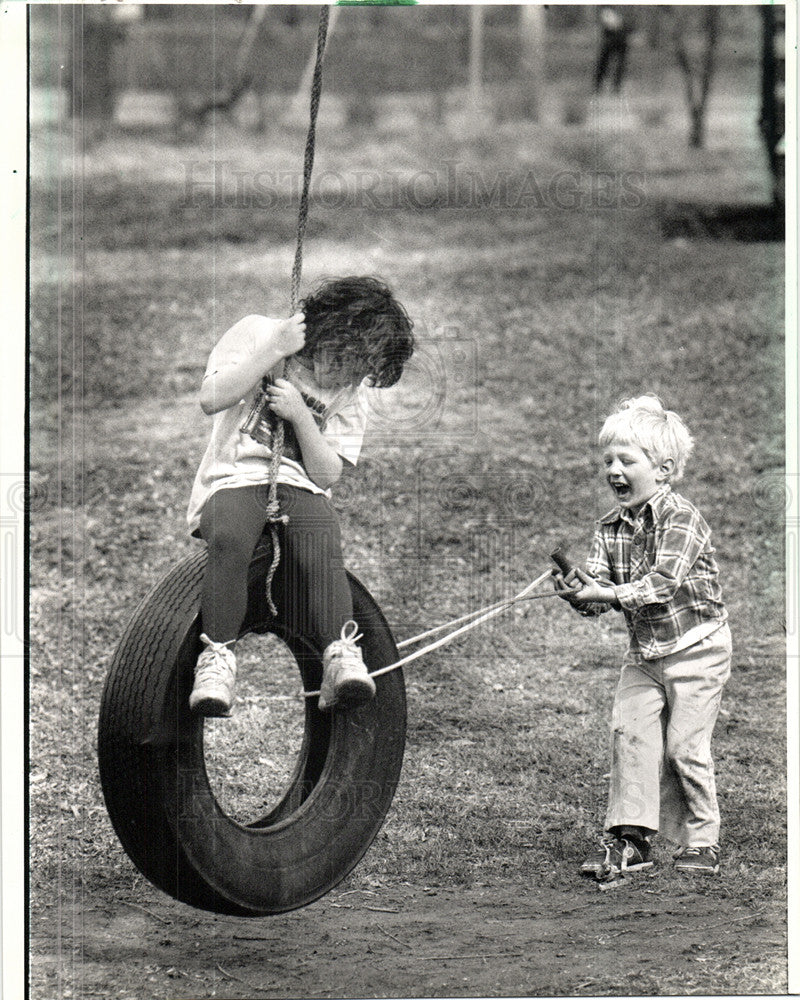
582,484,727,659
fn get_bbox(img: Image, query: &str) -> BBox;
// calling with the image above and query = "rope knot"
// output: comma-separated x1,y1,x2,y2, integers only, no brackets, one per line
264,499,289,526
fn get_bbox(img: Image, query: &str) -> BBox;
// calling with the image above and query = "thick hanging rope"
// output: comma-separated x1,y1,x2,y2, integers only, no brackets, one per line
289,4,330,315
240,6,331,614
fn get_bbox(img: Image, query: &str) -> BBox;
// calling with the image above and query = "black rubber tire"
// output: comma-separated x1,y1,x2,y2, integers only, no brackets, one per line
98,540,406,916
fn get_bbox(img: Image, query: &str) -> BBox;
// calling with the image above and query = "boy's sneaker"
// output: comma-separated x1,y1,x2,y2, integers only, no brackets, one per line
189,633,237,717
318,621,375,711
580,837,652,879
674,845,720,876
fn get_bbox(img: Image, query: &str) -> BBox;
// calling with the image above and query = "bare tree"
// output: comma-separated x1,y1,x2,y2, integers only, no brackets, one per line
190,5,269,126
518,5,546,122
669,7,722,148
65,6,126,124
469,6,485,108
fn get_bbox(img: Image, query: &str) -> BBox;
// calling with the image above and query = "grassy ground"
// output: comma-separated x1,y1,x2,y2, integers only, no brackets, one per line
28,71,787,997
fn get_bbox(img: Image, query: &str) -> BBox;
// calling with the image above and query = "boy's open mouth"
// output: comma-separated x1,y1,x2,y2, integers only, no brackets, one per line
610,481,631,498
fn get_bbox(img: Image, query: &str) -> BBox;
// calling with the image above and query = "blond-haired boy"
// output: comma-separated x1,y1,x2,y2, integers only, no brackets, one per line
555,395,731,877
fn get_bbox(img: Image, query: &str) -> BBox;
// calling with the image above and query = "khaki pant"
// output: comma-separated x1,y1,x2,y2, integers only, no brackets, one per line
605,624,732,848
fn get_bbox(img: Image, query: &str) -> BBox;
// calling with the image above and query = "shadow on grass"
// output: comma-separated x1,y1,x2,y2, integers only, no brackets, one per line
658,202,784,242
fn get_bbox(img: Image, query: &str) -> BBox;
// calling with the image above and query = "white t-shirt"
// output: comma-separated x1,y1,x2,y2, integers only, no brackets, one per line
186,315,368,535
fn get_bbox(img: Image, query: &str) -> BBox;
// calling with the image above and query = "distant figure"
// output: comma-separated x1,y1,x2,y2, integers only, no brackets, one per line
593,6,633,93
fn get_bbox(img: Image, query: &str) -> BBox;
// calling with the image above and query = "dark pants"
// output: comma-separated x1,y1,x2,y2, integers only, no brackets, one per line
199,483,353,653
594,30,629,92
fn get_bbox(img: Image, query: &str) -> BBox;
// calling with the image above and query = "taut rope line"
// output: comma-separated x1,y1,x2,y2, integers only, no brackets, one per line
240,6,331,615
303,569,561,698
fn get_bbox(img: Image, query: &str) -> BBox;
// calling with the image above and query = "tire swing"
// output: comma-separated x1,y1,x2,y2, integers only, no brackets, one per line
98,7,406,917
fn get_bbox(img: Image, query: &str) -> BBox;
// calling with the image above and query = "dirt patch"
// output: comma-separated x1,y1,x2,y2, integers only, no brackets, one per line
30,876,785,998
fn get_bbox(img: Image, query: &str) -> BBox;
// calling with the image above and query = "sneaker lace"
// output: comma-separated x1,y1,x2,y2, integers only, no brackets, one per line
595,838,615,870
675,845,719,860
199,633,235,676
605,837,642,870
336,620,363,651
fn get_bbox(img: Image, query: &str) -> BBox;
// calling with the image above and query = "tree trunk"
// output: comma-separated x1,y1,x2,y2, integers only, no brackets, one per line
689,106,704,149
670,7,721,149
518,5,546,121
66,7,123,124
469,6,485,108
189,4,269,127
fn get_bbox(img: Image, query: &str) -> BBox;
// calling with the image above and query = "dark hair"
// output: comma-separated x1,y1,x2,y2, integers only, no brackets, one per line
298,276,414,388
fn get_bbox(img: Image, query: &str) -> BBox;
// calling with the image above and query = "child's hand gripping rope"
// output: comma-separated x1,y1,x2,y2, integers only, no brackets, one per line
267,378,310,423
551,544,617,611
276,312,308,357
551,543,593,602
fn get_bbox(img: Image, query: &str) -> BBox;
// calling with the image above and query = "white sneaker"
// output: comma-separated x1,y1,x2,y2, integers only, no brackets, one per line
189,633,237,717
318,621,375,711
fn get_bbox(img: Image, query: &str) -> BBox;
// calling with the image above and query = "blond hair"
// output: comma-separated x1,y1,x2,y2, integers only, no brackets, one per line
598,394,694,482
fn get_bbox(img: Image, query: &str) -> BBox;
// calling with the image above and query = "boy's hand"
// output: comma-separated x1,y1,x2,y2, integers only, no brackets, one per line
267,378,309,424
552,568,584,605
554,567,616,605
553,567,616,604
275,312,306,359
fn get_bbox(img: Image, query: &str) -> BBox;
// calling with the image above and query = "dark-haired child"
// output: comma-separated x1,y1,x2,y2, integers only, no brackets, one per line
186,276,414,716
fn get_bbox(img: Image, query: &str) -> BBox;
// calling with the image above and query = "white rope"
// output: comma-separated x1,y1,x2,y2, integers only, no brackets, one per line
395,569,554,649
303,568,555,699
